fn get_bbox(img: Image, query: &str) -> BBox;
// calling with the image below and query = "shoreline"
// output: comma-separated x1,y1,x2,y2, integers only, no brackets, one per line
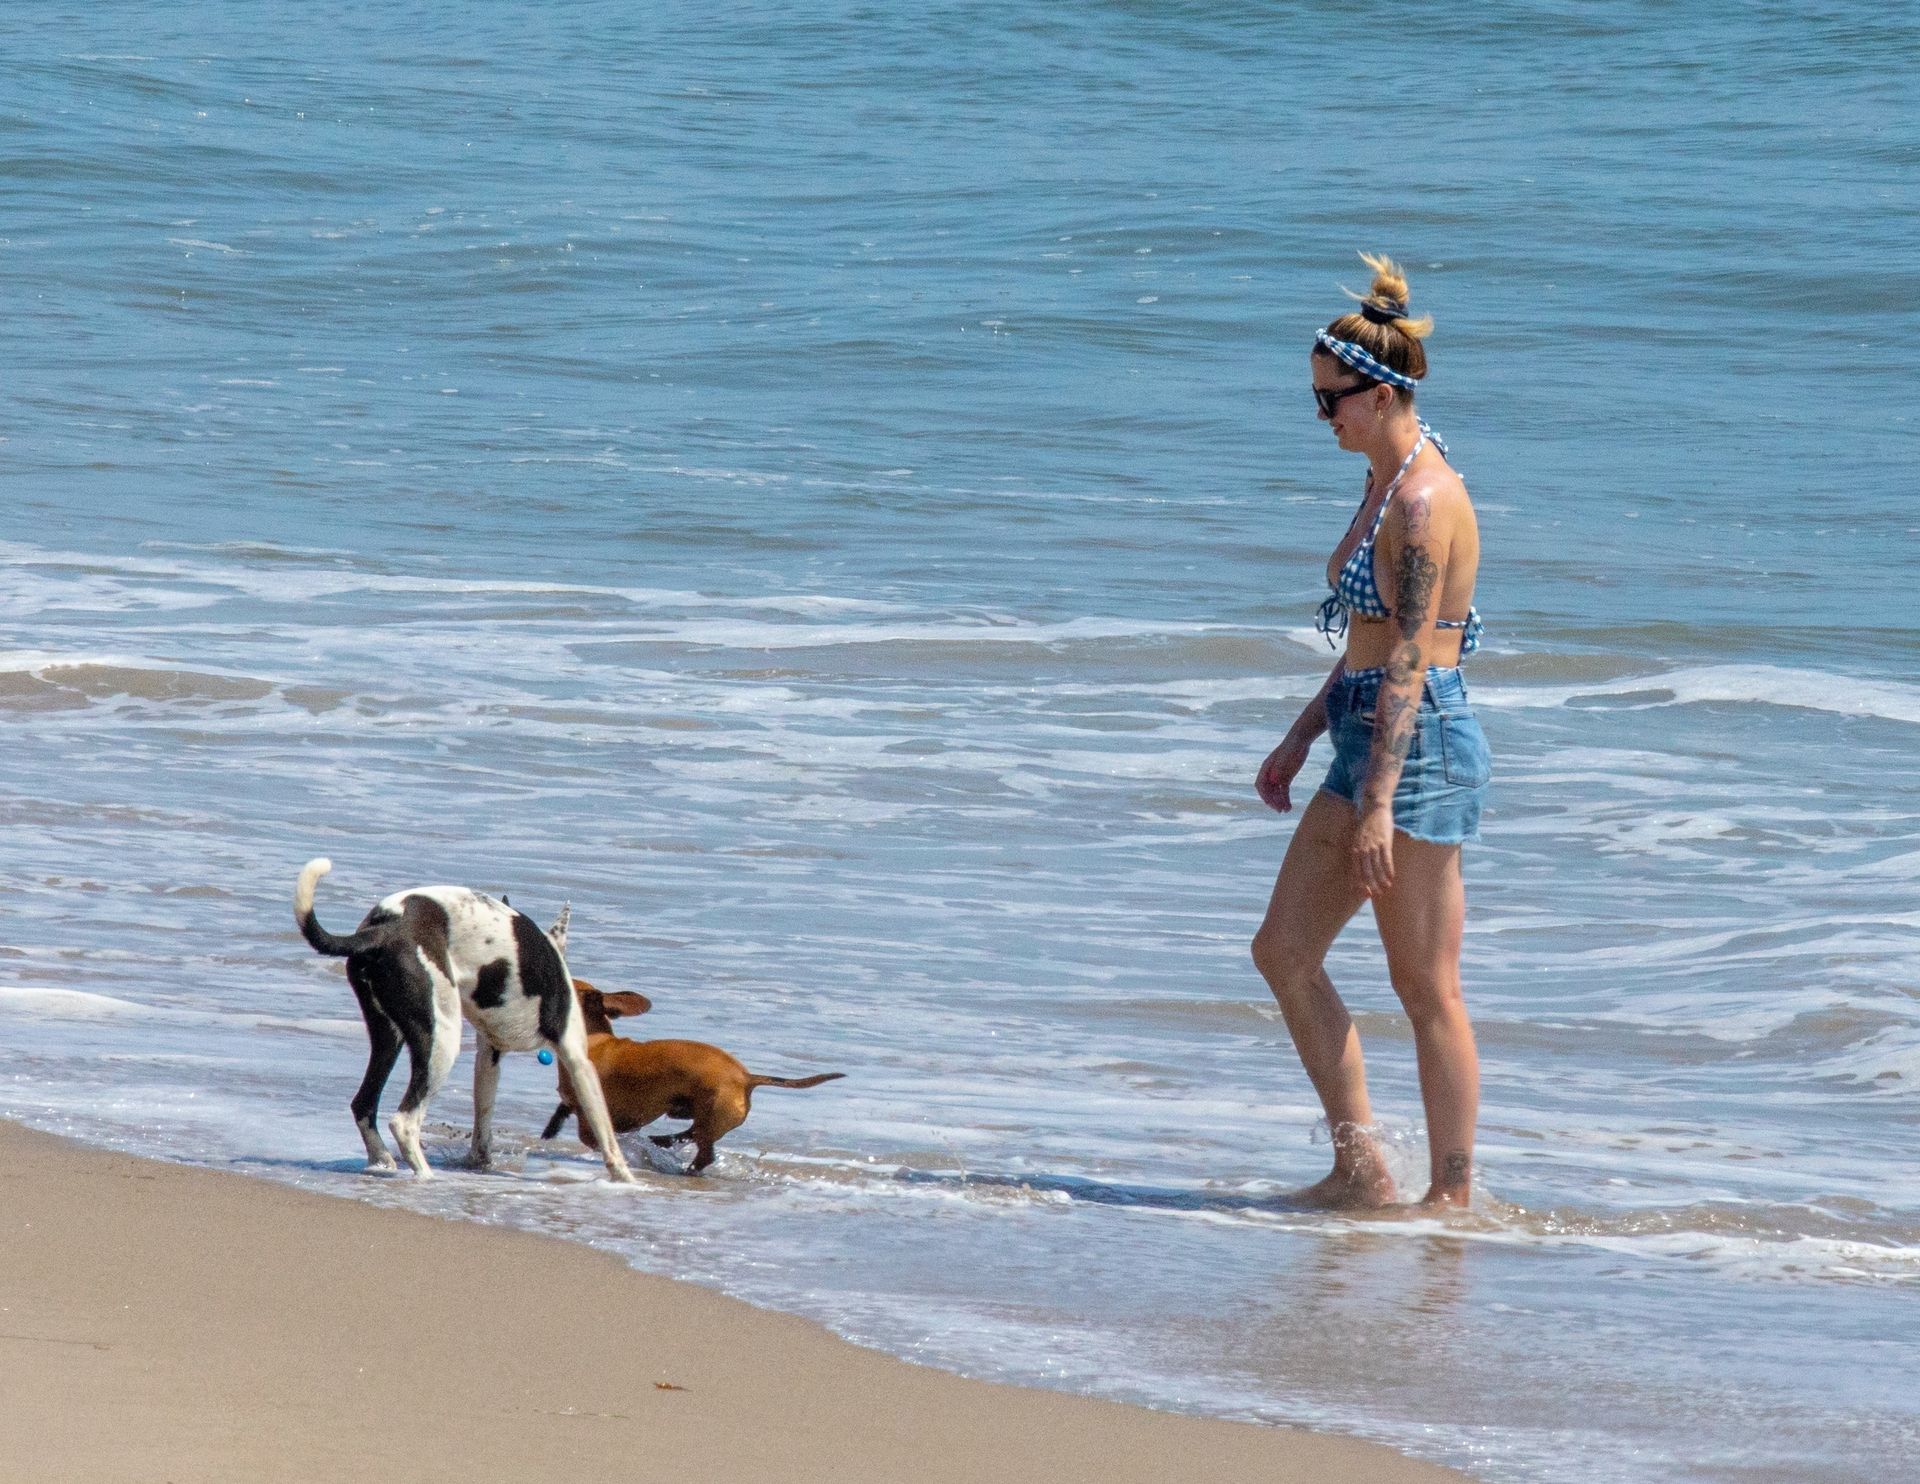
0,1118,1467,1483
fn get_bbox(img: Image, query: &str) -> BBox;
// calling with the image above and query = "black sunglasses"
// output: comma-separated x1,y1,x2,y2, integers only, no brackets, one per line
1314,379,1380,418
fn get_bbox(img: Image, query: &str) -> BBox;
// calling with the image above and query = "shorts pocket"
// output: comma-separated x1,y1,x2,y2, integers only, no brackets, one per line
1440,715,1491,788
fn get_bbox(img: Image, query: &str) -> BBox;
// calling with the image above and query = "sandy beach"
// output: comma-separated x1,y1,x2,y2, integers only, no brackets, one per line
0,1119,1463,1483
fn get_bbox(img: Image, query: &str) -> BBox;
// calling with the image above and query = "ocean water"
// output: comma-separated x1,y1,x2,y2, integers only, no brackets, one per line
2,3,1917,1479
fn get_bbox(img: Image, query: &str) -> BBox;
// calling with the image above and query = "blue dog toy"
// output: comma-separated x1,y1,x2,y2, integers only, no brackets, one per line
537,1048,554,1066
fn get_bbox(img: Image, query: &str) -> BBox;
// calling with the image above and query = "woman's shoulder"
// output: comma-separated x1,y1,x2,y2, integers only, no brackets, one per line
1385,461,1471,541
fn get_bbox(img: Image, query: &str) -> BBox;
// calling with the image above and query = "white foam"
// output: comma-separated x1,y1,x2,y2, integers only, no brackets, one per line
0,986,361,1040
1556,1229,1920,1284
575,614,1221,651
0,986,147,1020
1474,663,1920,727
0,539,915,618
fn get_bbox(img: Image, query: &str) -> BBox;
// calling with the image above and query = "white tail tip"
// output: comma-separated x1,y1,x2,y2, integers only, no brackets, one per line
294,857,335,924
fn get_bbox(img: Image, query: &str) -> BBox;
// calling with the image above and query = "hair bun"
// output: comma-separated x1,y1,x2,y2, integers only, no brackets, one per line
1342,251,1433,341
1318,251,1434,386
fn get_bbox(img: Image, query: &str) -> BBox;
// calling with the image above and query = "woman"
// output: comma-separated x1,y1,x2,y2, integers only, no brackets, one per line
1251,253,1491,1210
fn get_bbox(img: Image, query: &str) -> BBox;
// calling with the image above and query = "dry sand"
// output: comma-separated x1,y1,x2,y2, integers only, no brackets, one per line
0,1120,1465,1482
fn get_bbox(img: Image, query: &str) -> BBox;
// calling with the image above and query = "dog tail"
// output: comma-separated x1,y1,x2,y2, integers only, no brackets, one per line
294,858,384,958
540,1102,573,1140
747,1072,846,1092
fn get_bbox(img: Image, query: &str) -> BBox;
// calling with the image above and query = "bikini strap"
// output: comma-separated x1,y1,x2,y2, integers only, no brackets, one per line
1364,433,1427,540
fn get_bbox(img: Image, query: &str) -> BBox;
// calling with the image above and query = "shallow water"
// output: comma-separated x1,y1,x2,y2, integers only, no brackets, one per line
1,4,1917,1481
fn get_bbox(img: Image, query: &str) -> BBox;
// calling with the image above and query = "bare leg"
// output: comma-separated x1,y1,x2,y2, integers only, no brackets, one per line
1373,835,1478,1207
1252,790,1395,1208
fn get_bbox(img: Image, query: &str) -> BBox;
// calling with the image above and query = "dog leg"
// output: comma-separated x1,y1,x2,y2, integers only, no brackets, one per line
348,982,402,1173
681,1096,745,1175
552,1036,633,1183
469,1042,503,1170
390,991,461,1178
540,1101,574,1141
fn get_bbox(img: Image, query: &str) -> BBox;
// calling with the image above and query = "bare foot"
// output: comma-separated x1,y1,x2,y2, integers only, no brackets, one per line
1288,1160,1398,1210
1416,1152,1473,1210
1351,1182,1473,1219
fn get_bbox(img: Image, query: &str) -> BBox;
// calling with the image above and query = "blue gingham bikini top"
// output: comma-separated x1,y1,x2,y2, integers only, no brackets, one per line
1314,426,1483,656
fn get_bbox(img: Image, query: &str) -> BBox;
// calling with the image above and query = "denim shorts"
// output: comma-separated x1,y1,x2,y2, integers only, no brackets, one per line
1319,666,1491,845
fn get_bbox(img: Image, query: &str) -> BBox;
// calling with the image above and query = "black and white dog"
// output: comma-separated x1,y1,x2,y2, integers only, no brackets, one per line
294,858,633,1182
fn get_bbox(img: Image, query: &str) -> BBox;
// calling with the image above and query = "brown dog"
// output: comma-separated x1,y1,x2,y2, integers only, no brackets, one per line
541,980,844,1173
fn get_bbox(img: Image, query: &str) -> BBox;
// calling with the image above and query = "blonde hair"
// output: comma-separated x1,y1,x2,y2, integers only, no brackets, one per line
1315,251,1433,392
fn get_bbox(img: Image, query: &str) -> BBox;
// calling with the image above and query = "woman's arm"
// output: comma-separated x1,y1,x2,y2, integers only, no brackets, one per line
1353,488,1448,891
1256,656,1346,813
1291,655,1348,746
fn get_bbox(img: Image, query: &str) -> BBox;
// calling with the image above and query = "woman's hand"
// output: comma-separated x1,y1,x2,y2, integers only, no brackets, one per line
1352,800,1396,895
1256,733,1313,813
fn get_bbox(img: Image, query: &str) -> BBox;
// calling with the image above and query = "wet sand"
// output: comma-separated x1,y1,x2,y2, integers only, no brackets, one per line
0,1120,1465,1483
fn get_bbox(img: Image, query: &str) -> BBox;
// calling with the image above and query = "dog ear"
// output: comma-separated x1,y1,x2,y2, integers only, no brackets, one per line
547,902,571,954
601,991,652,1019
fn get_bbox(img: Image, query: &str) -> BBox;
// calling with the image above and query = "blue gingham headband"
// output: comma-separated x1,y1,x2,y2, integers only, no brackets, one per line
1314,329,1419,391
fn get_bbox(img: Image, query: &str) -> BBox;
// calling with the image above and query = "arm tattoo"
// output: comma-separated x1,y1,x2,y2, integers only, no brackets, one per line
1362,691,1419,809
1362,499,1443,806
1377,691,1416,761
1393,538,1440,641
